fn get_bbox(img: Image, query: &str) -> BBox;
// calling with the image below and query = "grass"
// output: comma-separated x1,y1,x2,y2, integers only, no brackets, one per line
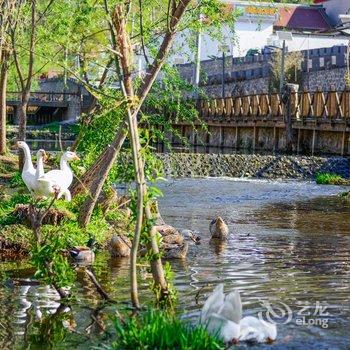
0,154,18,183
315,172,350,185
40,121,79,134
111,309,224,350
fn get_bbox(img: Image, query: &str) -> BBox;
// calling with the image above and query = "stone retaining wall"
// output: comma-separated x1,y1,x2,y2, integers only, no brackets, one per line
303,67,349,92
157,153,350,179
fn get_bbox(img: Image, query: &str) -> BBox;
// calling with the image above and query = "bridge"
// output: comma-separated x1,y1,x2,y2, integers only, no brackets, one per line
6,91,91,124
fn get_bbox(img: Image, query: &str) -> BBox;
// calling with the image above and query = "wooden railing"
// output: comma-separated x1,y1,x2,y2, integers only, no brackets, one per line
7,91,80,103
197,89,350,121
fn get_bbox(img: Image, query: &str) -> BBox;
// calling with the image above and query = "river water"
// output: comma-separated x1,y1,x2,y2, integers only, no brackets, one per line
1,178,350,349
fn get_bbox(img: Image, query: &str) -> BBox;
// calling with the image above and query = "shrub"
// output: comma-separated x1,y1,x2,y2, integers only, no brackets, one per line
315,172,349,185
111,309,224,350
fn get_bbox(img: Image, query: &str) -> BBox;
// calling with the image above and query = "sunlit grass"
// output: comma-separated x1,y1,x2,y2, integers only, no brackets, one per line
315,172,349,185
111,309,224,350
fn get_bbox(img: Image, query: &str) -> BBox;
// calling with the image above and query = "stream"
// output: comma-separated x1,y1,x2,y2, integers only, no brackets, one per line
1,178,350,349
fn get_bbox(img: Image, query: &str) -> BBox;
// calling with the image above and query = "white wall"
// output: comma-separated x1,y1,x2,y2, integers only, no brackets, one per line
172,20,274,63
269,34,349,52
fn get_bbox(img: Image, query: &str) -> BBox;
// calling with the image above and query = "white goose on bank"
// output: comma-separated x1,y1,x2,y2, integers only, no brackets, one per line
200,284,277,344
36,151,79,201
17,141,36,192
35,149,47,181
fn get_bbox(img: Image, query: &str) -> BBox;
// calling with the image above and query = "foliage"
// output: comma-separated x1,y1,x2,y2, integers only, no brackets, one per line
9,171,25,188
315,172,350,185
269,51,303,92
111,309,225,350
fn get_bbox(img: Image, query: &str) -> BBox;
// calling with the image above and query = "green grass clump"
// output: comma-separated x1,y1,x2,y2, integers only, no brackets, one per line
315,172,350,185
111,309,224,350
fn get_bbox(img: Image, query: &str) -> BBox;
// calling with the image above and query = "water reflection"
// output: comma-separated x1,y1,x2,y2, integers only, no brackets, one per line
0,178,350,348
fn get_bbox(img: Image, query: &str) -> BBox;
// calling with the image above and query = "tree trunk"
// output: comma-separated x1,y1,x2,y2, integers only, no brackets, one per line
18,91,30,170
0,51,8,155
72,0,191,203
76,0,191,304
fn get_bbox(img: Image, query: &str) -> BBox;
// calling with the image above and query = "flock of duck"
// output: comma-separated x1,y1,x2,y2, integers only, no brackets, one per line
14,142,277,344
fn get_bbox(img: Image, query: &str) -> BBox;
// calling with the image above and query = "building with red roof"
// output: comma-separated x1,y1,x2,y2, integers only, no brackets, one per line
173,1,349,63
274,5,331,32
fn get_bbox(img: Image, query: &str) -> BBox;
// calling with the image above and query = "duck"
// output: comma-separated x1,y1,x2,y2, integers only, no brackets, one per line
109,234,131,257
17,141,36,192
36,151,79,201
69,237,96,264
209,217,229,240
162,241,188,259
180,229,201,244
200,284,277,344
154,224,190,259
155,224,184,245
69,247,95,264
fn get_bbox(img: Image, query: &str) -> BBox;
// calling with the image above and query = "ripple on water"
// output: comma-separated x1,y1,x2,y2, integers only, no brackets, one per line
1,178,350,349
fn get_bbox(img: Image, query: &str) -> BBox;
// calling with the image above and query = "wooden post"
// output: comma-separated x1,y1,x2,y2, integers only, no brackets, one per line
297,128,301,155
311,128,316,156
253,125,258,153
282,84,294,153
273,126,278,152
341,130,346,156
235,125,239,151
220,126,224,148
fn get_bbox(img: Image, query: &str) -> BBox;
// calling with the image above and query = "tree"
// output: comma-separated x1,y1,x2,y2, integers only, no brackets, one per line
0,0,16,155
65,0,236,306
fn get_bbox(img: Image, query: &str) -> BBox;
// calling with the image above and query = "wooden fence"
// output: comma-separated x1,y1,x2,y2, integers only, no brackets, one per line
158,89,350,156
197,89,350,121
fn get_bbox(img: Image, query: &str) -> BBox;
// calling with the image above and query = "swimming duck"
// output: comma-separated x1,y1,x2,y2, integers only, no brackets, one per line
69,247,95,264
180,229,201,244
155,224,184,245
69,237,96,264
200,284,277,344
109,234,131,257
155,224,190,259
162,241,188,259
209,217,229,240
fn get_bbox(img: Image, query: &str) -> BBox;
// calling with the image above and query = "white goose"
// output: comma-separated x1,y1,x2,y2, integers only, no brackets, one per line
200,284,277,344
17,141,35,192
17,142,46,194
36,151,79,201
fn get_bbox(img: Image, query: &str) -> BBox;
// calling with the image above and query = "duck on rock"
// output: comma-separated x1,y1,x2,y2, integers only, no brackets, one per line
209,217,229,240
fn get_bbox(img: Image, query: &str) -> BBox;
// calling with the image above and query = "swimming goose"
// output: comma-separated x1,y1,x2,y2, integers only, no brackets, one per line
200,284,277,344
36,151,79,201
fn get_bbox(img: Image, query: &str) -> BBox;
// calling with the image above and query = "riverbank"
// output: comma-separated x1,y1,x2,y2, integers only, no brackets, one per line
157,153,350,179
